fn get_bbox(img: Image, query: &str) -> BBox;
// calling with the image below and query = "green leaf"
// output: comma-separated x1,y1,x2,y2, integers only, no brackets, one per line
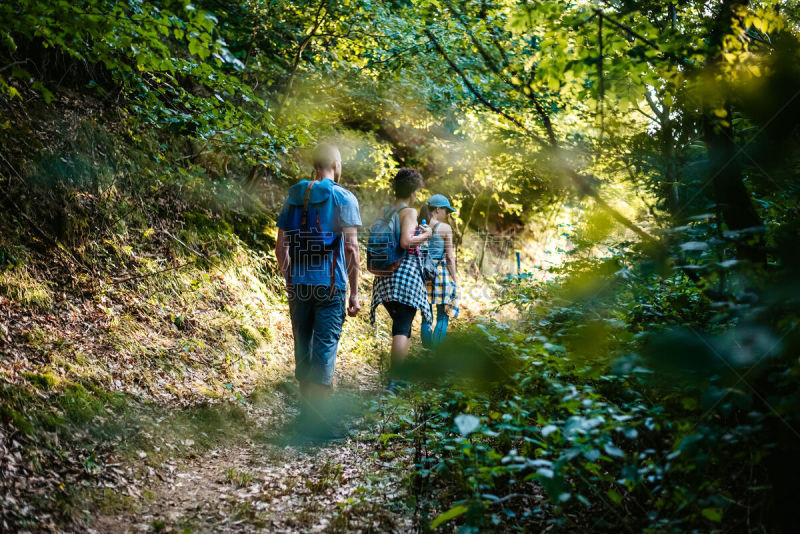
454,414,480,436
379,433,401,445
430,504,468,529
604,443,624,458
702,508,723,522
606,489,622,505
31,81,53,103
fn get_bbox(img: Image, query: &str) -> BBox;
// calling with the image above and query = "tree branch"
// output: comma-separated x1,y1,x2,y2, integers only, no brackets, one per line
440,5,558,145
424,28,548,148
643,89,663,118
424,26,660,245
0,60,31,74
634,104,658,123
594,9,690,67
598,14,605,138
280,0,328,108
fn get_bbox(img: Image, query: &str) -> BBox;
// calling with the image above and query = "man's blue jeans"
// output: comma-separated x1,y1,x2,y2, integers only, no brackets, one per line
287,285,346,386
421,304,449,349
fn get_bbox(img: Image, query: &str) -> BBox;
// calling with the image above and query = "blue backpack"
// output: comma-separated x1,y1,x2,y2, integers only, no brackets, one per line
283,178,340,291
367,205,408,276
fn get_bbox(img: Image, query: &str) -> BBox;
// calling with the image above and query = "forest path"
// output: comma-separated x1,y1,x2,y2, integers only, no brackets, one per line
87,366,413,533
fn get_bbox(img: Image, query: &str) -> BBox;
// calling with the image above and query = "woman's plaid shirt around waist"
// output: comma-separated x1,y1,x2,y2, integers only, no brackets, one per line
428,259,459,318
370,252,433,325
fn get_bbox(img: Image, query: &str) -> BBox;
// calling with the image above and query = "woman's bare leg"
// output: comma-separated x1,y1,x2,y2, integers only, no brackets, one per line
390,334,411,368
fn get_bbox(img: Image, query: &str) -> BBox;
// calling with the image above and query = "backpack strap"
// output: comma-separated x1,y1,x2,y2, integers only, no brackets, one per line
300,179,319,229
431,222,444,264
384,204,408,221
390,205,410,251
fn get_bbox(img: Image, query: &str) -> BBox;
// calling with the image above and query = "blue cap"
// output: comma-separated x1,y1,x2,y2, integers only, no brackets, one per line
427,194,456,213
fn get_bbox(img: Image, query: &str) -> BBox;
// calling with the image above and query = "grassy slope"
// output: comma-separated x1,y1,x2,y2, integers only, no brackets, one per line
0,92,392,530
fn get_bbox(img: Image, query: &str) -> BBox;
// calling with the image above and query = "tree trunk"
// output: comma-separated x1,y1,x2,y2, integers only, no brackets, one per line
478,196,492,273
702,106,765,263
660,102,680,214
702,0,766,264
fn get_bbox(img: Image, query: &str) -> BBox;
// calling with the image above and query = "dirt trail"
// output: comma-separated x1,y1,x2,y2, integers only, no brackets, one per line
88,379,413,533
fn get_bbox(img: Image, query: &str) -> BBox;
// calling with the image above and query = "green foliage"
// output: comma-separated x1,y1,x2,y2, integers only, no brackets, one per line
2,1,800,532
386,328,758,530
226,467,255,488
0,0,291,169
379,225,800,530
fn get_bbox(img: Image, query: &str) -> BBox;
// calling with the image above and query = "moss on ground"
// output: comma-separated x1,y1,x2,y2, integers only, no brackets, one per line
22,371,59,391
0,377,131,437
89,488,141,515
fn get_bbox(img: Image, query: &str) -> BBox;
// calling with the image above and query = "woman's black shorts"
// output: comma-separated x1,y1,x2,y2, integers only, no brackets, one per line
382,301,417,338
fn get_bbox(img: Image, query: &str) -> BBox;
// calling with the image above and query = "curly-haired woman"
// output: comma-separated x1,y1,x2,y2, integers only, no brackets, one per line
369,168,432,388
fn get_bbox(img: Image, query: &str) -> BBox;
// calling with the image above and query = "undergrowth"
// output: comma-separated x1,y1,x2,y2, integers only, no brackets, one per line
377,252,799,533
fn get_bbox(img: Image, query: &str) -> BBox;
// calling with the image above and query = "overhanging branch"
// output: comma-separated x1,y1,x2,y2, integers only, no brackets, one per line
445,0,557,145
424,26,660,245
424,28,548,148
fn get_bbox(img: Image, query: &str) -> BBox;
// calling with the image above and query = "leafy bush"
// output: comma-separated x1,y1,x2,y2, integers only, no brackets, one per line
384,243,799,532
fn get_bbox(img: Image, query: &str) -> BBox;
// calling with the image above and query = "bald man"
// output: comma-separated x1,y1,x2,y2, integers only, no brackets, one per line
275,143,361,438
